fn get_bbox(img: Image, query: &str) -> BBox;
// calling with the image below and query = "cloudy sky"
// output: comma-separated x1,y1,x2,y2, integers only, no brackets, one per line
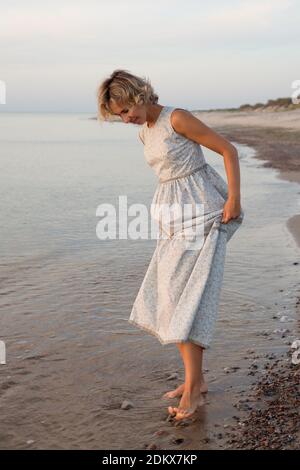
0,0,299,112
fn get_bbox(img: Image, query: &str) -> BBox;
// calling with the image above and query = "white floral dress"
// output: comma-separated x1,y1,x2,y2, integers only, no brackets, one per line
128,106,244,349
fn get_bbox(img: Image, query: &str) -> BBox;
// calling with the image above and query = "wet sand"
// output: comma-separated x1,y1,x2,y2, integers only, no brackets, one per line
192,108,300,450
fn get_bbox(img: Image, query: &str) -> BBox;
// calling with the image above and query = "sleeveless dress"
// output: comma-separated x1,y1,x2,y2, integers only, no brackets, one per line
128,106,244,349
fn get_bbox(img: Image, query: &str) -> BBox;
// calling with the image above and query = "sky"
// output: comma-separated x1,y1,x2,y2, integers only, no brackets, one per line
0,0,299,112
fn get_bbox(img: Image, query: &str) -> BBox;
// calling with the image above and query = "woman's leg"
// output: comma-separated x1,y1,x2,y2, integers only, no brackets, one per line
181,342,204,389
162,342,208,399
168,342,206,419
162,344,186,398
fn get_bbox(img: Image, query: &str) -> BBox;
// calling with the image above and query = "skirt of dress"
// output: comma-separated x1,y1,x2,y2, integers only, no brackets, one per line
128,164,244,349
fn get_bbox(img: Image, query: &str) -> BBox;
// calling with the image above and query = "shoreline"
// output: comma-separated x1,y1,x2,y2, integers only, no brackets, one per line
193,109,300,450
194,109,300,249
215,125,300,249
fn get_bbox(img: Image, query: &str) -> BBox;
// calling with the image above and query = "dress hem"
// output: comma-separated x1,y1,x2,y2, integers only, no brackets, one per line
128,317,209,350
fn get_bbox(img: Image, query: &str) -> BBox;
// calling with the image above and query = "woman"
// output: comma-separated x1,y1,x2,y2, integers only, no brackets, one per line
97,69,244,422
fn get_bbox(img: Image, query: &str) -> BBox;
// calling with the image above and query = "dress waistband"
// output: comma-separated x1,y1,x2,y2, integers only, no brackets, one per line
159,162,208,184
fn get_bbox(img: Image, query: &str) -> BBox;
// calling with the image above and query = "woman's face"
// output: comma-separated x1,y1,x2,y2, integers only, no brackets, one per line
109,101,145,125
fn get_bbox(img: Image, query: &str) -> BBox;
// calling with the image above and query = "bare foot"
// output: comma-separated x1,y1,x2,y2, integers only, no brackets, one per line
162,380,208,400
168,387,205,421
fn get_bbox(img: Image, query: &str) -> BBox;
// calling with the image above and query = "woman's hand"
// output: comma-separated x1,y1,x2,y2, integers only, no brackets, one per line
221,196,241,224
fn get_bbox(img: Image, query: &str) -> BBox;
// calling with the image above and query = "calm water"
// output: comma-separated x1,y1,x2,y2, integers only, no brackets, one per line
0,113,299,449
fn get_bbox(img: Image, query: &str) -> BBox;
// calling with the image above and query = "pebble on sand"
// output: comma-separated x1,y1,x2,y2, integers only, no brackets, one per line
291,350,300,365
121,400,134,410
166,373,179,380
291,339,300,350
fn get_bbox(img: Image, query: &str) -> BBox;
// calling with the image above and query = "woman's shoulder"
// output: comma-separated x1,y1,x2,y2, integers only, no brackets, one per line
165,106,197,141
169,106,191,126
139,105,190,144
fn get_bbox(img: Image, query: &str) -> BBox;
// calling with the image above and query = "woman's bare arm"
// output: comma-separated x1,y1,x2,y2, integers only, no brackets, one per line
170,109,242,222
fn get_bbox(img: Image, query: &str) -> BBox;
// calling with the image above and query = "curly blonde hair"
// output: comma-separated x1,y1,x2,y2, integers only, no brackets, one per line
96,69,159,122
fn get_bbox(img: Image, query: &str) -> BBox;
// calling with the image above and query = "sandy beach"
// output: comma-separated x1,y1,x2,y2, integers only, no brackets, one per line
189,108,300,450
194,108,300,248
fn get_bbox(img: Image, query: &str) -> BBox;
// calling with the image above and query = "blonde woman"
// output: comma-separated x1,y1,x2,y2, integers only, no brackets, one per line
97,69,244,422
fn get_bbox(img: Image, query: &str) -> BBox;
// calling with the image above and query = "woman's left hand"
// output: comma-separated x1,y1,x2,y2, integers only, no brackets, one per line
221,196,241,223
